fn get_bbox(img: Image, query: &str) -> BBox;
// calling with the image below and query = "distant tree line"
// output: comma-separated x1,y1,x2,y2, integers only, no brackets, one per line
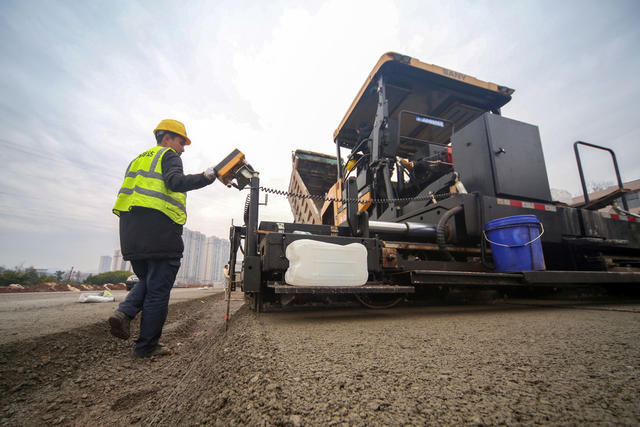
84,271,131,285
0,266,131,287
0,266,58,287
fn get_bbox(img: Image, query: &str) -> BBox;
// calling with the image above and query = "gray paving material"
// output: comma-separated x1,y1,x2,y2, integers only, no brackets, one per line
252,302,640,424
152,299,640,425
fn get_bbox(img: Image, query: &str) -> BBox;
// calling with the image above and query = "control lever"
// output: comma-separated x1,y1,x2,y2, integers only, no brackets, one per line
213,149,257,190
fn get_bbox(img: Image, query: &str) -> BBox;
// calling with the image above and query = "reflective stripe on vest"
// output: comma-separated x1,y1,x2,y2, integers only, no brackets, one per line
112,146,187,224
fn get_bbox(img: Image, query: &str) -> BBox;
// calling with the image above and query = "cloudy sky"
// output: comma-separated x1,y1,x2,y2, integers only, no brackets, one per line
1,0,639,272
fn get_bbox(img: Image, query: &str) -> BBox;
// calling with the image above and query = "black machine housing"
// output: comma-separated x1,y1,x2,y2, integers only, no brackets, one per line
228,53,640,311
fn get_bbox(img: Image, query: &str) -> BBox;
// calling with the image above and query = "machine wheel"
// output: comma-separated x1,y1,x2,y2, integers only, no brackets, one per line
355,294,403,309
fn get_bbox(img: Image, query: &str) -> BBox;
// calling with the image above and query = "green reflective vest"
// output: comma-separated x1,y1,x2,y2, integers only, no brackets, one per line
113,146,187,225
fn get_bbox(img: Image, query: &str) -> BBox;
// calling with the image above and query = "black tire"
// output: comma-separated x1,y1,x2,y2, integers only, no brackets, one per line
355,294,403,309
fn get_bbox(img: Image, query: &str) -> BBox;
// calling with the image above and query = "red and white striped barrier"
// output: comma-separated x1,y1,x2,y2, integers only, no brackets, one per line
496,197,637,223
496,198,557,212
600,212,637,223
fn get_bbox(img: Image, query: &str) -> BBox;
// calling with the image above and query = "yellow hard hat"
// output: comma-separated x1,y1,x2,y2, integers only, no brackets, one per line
153,119,191,145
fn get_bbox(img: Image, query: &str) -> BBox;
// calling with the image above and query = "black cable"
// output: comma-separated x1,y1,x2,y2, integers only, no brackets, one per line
258,185,451,205
243,193,251,224
341,138,371,176
343,153,370,180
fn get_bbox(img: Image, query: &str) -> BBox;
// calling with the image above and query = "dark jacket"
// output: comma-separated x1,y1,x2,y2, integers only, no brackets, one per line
119,148,214,260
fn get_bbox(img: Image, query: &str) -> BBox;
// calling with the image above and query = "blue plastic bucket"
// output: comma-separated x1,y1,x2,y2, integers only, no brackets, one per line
484,214,546,272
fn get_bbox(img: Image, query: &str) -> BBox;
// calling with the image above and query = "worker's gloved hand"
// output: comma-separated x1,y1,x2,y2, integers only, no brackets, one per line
204,166,216,182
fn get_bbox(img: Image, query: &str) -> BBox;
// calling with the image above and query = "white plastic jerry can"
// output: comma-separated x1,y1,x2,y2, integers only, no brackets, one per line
284,239,369,287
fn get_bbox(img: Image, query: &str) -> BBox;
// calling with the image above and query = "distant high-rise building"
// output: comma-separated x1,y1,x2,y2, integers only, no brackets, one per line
109,229,226,284
109,251,132,273
199,236,230,284
112,250,123,271
198,236,215,284
98,256,112,273
176,228,229,284
214,238,230,282
177,228,205,284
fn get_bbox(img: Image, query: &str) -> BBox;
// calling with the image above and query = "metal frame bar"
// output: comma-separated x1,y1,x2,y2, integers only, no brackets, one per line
410,269,640,287
573,141,628,210
269,282,415,294
245,176,260,256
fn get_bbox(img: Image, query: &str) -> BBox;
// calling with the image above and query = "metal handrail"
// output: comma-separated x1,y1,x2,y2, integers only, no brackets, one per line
573,141,629,210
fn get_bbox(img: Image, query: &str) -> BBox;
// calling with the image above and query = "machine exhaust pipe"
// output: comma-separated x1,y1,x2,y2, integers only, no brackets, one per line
368,220,437,239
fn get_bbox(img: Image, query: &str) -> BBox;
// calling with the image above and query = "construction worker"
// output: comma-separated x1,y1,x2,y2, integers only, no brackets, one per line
108,119,216,357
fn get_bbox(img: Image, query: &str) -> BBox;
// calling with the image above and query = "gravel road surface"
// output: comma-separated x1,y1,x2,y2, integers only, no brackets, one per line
158,299,640,426
1,295,639,425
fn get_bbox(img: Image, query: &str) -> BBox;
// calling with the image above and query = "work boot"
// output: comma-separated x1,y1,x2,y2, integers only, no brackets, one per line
108,310,131,340
135,343,173,358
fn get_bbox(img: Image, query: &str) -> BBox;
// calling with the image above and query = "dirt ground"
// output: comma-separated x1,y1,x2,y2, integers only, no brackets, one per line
0,291,243,426
1,294,639,425
0,288,219,344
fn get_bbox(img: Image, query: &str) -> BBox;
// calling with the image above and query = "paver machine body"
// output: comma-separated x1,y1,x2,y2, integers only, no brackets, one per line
224,52,640,311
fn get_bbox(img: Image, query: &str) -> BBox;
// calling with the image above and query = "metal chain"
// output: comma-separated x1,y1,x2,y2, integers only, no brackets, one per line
258,185,451,205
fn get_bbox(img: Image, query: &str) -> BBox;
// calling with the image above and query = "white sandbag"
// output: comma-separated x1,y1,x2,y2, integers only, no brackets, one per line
285,239,368,287
78,290,115,303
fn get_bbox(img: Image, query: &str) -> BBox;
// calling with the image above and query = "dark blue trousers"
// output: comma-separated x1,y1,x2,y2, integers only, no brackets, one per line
118,258,181,356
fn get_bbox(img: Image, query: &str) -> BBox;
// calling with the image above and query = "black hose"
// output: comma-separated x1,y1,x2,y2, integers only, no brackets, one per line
341,138,371,175
343,153,370,180
437,205,462,261
243,193,251,225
